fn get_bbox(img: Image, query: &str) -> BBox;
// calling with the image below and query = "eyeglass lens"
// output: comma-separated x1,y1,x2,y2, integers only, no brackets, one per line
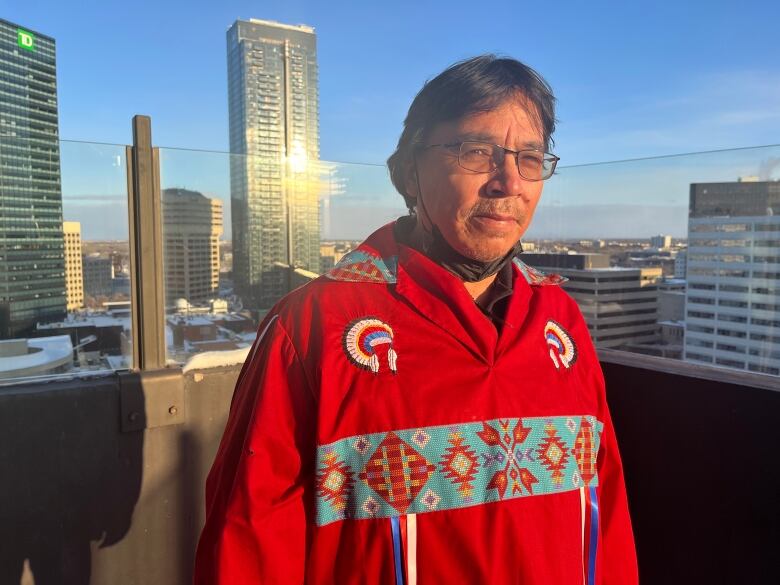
458,141,555,180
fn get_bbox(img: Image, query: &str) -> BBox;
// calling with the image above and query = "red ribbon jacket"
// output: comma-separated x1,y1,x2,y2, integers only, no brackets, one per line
194,223,638,584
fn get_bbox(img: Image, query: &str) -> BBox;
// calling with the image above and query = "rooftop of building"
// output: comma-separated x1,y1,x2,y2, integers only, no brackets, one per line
162,187,209,200
0,335,73,379
0,17,56,41
245,18,315,34
167,316,215,327
38,313,130,330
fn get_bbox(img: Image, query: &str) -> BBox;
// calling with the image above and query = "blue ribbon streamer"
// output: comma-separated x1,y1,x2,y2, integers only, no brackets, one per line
390,516,405,585
587,486,600,585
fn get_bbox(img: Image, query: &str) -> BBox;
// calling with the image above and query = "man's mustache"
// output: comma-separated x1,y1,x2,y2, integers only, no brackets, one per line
468,203,525,221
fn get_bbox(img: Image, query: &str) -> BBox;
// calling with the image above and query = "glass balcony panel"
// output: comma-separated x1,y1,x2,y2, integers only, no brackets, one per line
155,143,779,378
0,138,132,385
157,145,406,365
535,145,780,376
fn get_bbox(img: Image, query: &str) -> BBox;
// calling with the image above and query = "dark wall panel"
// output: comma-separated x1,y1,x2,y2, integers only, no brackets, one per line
603,361,780,585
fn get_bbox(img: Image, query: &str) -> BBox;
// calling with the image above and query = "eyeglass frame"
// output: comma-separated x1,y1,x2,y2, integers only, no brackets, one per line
417,141,560,181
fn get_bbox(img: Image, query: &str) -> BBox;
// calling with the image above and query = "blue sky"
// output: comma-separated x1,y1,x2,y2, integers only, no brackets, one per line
6,1,780,239
7,0,780,164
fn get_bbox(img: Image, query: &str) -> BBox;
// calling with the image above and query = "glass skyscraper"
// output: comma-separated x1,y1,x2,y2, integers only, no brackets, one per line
0,19,65,337
226,19,320,310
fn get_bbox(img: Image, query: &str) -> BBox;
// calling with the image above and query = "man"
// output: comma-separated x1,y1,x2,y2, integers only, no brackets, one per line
195,55,638,584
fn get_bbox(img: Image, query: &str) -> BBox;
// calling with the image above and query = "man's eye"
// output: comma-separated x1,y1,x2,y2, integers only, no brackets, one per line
520,155,543,168
462,147,491,157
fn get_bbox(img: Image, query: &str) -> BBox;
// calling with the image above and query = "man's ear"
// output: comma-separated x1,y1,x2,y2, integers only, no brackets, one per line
403,162,419,201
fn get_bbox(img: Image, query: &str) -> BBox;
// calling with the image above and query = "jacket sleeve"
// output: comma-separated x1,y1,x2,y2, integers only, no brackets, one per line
194,314,317,584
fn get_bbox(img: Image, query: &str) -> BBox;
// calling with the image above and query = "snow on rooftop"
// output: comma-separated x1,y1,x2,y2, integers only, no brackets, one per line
183,346,251,373
39,315,130,330
0,335,73,379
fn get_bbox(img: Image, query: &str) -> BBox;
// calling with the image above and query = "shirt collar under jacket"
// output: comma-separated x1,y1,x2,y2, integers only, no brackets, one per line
475,260,515,326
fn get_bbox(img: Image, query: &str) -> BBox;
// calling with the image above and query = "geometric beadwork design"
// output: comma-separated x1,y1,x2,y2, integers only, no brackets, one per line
326,250,398,284
513,258,568,286
411,429,431,450
353,435,372,455
421,489,441,511
362,496,381,517
537,422,570,487
439,432,480,500
477,420,537,499
358,432,436,514
316,451,355,515
315,415,604,526
572,417,598,485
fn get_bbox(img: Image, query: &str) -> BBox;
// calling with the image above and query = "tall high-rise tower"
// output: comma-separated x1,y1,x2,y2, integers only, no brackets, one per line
0,19,66,337
226,19,320,309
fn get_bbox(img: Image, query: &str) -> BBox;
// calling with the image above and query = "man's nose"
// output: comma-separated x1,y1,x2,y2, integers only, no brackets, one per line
486,153,526,198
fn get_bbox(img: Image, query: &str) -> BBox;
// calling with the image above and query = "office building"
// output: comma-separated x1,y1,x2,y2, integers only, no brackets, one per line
522,253,661,349
83,255,113,297
162,188,223,306
62,221,84,311
685,181,780,376
658,287,686,322
319,242,346,274
650,234,672,249
674,250,687,279
227,19,321,309
0,19,66,337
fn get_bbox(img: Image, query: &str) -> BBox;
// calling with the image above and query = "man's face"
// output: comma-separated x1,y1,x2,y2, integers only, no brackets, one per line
407,99,546,262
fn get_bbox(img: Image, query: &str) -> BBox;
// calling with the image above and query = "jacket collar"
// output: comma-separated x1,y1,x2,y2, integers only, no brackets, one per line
325,222,567,287
325,222,566,364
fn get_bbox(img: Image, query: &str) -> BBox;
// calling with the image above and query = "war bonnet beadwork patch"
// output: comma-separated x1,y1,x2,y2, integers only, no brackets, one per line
342,317,398,374
544,320,577,370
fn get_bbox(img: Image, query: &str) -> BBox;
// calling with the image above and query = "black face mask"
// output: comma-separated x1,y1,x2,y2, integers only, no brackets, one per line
396,216,523,282
426,225,523,282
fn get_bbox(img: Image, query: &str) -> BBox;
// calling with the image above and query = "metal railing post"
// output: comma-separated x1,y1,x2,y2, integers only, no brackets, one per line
121,115,183,432
126,115,166,370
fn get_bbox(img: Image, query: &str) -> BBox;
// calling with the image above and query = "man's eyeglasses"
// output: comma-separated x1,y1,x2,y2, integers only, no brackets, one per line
421,141,560,181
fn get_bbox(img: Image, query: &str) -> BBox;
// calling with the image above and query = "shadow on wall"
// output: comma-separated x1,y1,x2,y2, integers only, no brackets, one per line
0,378,143,585
179,429,201,583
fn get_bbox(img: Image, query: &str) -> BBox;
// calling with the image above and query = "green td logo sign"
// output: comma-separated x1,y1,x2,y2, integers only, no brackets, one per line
17,29,36,52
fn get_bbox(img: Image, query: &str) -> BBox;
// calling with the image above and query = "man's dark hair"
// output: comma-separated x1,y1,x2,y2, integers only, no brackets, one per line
387,54,557,210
